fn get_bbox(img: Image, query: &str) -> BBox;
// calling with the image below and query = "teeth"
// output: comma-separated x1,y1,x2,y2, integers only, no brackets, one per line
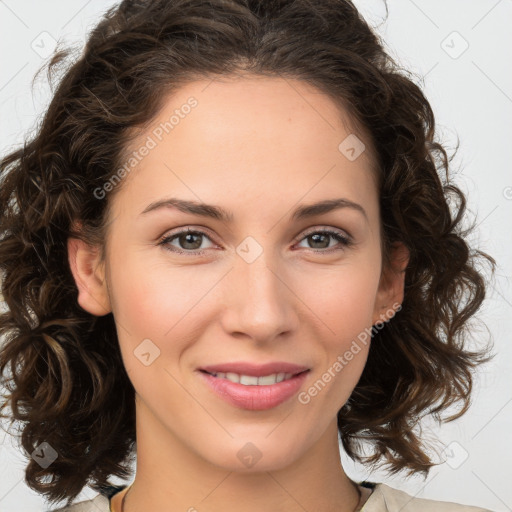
210,371,294,385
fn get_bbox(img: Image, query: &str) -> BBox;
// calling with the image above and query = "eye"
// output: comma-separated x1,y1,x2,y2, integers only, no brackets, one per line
295,228,353,253
158,226,353,256
158,228,216,255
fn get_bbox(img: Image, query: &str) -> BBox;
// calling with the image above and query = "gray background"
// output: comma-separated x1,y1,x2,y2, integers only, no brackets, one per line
0,0,511,511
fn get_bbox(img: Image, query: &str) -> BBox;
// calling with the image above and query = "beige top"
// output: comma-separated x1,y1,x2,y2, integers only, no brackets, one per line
48,482,494,511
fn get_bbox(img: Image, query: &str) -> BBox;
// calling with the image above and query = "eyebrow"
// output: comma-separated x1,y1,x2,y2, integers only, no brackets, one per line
140,197,368,223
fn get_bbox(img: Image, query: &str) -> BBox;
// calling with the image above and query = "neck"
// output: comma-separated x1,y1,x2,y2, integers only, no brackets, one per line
118,400,362,512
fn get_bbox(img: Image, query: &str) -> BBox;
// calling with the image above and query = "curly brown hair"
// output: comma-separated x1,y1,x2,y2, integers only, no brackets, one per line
0,0,496,507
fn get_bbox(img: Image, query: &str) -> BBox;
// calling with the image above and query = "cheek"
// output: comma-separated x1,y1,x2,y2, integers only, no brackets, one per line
293,262,378,397
109,263,201,407
296,260,380,338
106,256,197,375
109,254,213,336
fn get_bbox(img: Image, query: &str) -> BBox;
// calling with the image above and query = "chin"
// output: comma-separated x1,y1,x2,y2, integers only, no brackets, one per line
195,432,305,473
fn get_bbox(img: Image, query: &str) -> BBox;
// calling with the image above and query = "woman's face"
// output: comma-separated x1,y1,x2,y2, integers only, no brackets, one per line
69,74,406,473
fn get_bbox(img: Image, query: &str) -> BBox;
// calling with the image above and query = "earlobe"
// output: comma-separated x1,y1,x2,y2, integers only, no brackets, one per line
372,241,409,325
67,237,112,316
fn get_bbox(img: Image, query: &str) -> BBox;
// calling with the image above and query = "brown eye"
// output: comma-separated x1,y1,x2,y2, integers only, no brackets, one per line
296,229,353,252
159,228,215,255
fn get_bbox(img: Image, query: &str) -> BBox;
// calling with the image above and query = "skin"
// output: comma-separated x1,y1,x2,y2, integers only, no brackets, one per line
68,74,409,512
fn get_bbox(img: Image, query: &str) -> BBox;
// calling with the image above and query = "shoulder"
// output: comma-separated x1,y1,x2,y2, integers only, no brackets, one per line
45,485,125,512
363,483,494,512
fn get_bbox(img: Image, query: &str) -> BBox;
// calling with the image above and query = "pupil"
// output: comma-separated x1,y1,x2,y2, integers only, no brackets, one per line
181,233,201,250
310,233,328,249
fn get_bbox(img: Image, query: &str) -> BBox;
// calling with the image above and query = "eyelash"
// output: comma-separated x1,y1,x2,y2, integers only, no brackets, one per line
158,226,353,256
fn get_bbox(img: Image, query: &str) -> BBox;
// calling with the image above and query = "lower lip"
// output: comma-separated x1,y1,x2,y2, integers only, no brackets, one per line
198,370,310,410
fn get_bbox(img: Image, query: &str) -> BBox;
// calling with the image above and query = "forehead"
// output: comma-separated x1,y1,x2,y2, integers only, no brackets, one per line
113,75,379,223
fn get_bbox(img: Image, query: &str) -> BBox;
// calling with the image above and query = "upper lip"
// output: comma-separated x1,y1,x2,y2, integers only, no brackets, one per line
198,361,310,377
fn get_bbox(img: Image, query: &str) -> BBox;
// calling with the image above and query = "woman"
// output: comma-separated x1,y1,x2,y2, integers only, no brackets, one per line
0,1,496,511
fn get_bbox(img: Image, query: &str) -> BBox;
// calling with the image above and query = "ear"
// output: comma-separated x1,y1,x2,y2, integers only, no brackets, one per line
67,235,112,316
372,241,409,325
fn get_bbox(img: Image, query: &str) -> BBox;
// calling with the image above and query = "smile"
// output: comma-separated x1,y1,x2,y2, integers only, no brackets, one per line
199,369,310,410
203,371,298,385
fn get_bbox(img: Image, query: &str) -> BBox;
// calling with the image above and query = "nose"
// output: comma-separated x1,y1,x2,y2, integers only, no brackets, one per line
219,247,298,345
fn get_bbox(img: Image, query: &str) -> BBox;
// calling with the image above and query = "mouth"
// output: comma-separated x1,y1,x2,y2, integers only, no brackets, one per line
197,369,311,411
199,369,309,386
